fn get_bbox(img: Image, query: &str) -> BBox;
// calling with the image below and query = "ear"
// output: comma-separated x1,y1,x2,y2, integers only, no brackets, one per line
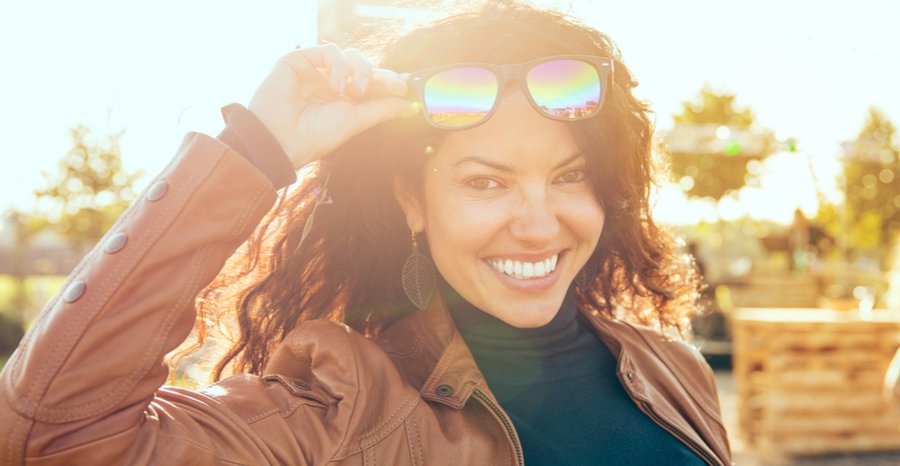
392,178,425,232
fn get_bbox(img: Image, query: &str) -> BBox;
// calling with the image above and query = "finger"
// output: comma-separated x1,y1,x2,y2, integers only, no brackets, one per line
343,48,374,97
369,69,409,98
279,43,353,95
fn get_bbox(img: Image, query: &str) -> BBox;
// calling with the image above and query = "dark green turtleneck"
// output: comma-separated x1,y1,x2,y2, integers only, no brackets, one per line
441,277,707,465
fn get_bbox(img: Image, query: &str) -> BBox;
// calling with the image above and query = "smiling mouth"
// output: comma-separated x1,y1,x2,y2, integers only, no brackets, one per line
486,254,559,280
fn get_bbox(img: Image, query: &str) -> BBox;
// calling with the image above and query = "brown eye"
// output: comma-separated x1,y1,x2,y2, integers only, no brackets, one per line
466,177,502,190
559,169,587,184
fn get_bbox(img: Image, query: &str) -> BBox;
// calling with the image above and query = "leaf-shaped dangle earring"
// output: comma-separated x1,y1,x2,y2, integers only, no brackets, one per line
402,230,436,310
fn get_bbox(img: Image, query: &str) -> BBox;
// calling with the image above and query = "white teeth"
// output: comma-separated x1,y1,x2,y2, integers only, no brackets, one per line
522,262,534,278
487,254,559,279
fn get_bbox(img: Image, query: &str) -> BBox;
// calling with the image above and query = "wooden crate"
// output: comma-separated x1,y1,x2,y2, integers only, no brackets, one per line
732,308,900,455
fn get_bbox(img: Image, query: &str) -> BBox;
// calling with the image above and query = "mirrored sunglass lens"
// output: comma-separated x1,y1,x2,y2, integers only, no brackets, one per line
526,59,601,120
424,67,498,128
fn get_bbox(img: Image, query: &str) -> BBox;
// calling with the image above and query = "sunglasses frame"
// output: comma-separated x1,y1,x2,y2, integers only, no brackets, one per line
407,55,614,130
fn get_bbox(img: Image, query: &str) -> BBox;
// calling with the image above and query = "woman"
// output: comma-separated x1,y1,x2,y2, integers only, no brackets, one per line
0,2,731,465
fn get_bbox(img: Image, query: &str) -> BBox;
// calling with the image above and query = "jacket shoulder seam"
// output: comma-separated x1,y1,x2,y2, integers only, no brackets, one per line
323,328,423,460
357,392,421,451
622,321,729,431
314,322,361,464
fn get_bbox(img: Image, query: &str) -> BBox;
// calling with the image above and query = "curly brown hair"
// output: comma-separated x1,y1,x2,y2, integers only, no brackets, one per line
178,0,702,381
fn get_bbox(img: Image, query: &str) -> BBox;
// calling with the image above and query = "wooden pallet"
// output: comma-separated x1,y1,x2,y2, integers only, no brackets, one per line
732,308,900,455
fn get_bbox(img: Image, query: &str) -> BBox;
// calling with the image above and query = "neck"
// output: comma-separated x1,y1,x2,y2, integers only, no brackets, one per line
439,276,586,383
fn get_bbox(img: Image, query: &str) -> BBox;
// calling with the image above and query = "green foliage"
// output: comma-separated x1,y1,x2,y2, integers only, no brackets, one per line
0,275,19,317
0,275,67,320
5,125,141,321
0,275,35,355
841,107,900,250
673,84,755,128
667,152,761,200
34,125,144,254
4,210,50,314
814,203,842,240
666,86,774,200
0,275,68,307
0,313,24,356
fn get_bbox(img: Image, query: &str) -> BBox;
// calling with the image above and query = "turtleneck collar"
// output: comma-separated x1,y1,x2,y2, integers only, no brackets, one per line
439,275,603,386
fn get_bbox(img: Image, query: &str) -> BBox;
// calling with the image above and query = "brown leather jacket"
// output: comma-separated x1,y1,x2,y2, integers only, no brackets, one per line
0,133,732,466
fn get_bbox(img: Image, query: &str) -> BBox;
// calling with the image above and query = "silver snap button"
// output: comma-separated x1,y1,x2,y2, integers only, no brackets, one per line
103,232,128,254
626,371,634,382
146,180,169,202
63,280,87,303
436,384,454,397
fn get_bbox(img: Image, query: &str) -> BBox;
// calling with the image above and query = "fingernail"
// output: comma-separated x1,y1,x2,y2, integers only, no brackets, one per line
357,76,369,94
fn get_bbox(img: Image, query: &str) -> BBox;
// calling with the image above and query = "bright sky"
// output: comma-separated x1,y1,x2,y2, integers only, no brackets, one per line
2,0,898,226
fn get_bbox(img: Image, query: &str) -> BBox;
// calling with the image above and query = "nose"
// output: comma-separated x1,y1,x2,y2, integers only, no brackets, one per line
509,188,560,246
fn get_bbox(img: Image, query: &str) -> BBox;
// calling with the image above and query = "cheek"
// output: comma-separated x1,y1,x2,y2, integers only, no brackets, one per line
424,194,509,257
564,194,606,242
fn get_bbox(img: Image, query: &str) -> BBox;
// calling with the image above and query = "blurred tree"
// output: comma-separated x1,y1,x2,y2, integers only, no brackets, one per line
4,210,48,319
664,85,776,200
34,125,143,255
673,84,755,128
840,107,900,250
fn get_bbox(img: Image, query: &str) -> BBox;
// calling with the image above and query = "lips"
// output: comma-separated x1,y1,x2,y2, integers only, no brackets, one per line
486,253,559,279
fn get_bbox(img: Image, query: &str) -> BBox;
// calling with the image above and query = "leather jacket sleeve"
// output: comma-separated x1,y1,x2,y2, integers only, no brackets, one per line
0,130,325,465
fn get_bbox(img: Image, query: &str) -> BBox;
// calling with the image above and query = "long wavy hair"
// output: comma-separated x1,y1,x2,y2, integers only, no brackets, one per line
177,1,702,381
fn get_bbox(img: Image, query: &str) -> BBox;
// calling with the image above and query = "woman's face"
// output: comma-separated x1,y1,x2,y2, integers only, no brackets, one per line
396,85,606,328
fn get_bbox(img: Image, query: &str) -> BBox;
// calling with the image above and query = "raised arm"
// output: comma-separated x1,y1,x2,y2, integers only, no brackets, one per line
0,45,415,465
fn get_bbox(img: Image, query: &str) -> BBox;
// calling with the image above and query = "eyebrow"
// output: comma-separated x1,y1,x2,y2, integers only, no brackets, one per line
453,152,585,173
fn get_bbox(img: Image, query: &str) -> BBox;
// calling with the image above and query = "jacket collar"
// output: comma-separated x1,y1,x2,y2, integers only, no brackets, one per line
376,291,485,408
375,290,627,409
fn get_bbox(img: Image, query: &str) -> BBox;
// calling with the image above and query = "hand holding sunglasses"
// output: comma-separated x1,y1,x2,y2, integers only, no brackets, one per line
247,44,420,170
247,47,612,169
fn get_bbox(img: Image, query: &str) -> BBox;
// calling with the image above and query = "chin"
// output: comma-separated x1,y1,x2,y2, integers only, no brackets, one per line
498,300,562,329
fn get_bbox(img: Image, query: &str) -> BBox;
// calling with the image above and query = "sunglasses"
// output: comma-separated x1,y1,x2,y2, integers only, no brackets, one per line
407,55,613,130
